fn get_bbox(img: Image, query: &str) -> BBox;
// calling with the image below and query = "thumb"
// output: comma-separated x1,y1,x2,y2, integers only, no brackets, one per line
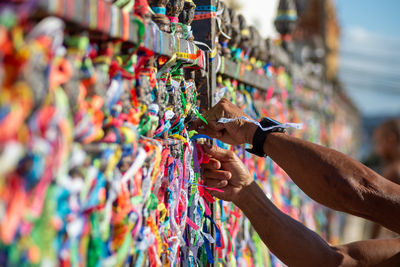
201,144,234,160
207,121,225,131
207,189,225,200
188,118,206,131
193,121,225,139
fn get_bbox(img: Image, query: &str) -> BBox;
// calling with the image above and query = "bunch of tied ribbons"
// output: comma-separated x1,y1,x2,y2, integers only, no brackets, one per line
0,11,218,267
211,75,339,267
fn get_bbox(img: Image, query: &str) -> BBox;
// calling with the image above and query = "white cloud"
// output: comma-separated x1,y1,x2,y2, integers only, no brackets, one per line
344,26,371,42
341,26,400,54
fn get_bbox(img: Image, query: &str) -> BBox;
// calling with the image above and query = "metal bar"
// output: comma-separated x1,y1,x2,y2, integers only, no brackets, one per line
289,97,333,120
192,0,219,108
292,64,323,92
272,44,291,68
192,0,218,265
218,56,274,91
35,0,205,69
142,23,206,69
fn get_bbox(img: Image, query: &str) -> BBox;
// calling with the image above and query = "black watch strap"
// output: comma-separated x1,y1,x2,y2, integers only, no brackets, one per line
245,117,286,157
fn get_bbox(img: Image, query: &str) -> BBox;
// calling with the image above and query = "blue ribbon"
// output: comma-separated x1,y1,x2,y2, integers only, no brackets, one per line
83,172,106,210
202,219,214,263
275,14,297,22
155,120,171,138
219,200,226,223
151,6,166,15
190,134,212,141
195,5,217,12
205,215,222,248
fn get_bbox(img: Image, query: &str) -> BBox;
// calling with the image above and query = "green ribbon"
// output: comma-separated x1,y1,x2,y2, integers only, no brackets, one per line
138,116,152,135
194,109,208,125
180,90,187,110
132,17,146,50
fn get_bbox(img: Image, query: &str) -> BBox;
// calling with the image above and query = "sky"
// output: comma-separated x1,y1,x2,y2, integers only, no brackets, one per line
336,0,400,117
236,0,400,117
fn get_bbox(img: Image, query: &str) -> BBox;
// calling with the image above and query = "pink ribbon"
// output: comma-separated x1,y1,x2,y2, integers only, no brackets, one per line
168,16,179,23
186,217,200,231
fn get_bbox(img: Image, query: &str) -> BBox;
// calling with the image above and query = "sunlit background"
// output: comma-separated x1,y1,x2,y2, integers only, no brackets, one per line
338,0,400,117
0,1,398,264
231,0,400,242
234,0,400,115
233,0,400,158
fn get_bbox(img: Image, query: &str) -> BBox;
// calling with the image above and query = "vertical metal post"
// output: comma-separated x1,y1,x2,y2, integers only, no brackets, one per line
191,0,218,265
192,0,218,109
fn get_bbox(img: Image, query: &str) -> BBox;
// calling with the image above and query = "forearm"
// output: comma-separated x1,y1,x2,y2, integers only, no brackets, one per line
236,183,400,267
263,132,400,233
236,182,342,267
337,238,400,266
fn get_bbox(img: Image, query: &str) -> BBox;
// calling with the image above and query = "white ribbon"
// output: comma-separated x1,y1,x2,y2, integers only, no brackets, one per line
217,116,303,131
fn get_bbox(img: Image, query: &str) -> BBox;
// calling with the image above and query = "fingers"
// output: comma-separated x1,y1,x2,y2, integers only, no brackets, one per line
205,183,232,202
201,156,230,197
203,179,228,188
203,169,231,180
196,124,221,138
188,118,206,132
201,144,235,160
190,119,225,139
208,187,225,200
201,158,221,170
207,121,225,131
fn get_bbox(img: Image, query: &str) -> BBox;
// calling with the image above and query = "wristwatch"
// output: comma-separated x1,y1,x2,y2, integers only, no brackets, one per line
245,117,286,157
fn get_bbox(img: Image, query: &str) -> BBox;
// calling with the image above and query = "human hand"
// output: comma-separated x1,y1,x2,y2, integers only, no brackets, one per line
200,144,253,203
190,99,257,145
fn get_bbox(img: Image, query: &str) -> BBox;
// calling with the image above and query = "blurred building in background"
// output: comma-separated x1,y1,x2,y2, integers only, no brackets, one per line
292,0,400,243
236,0,399,162
337,0,400,165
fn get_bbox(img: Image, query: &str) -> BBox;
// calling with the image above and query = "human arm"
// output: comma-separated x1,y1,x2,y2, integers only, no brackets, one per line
192,99,400,233
370,164,400,239
262,132,400,234
238,181,400,267
201,145,400,267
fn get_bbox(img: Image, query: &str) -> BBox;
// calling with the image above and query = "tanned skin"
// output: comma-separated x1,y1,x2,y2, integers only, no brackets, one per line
191,99,400,267
370,120,400,239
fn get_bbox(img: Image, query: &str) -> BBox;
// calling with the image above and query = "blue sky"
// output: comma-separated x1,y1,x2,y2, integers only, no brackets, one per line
336,0,400,38
336,0,400,116
235,0,400,116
